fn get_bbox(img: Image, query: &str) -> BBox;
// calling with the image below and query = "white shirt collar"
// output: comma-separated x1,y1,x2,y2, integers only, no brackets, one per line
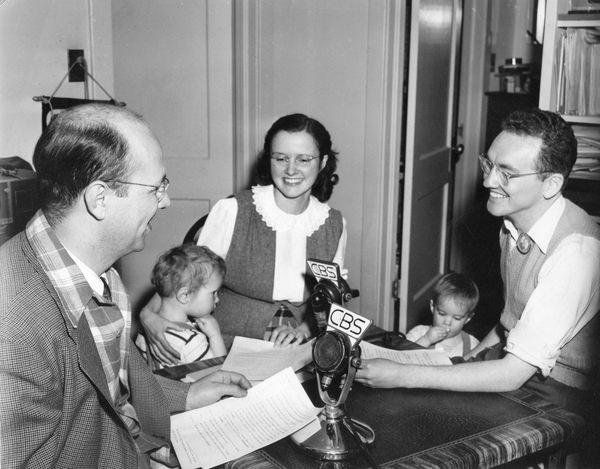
503,196,565,254
252,184,331,236
65,247,105,297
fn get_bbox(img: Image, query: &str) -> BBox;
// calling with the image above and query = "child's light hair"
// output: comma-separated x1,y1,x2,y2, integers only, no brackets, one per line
151,244,226,298
432,272,479,315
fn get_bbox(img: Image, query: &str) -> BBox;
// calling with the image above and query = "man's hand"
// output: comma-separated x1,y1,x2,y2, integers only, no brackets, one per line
354,358,404,388
186,371,252,410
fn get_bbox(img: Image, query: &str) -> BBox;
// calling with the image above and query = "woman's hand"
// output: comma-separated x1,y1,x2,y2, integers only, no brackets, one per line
139,294,191,365
267,322,310,347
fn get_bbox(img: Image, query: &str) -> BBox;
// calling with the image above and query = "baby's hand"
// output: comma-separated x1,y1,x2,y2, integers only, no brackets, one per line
196,316,221,338
424,326,449,345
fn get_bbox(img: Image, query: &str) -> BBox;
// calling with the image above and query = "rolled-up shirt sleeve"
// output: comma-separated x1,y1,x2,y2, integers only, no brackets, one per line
505,233,600,376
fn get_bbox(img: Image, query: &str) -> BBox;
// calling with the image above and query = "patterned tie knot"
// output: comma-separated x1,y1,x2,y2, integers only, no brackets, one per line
101,277,113,303
264,304,298,340
516,232,533,255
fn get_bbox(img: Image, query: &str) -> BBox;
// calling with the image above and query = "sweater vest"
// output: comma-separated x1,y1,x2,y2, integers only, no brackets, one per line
499,199,600,389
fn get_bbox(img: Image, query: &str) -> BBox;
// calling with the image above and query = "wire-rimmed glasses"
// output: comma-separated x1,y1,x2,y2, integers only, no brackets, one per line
112,175,170,202
270,152,320,168
478,154,545,186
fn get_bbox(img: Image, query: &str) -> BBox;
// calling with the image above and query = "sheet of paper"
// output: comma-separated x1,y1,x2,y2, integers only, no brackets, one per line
360,341,452,365
171,367,321,469
221,336,313,381
182,364,223,383
290,416,322,444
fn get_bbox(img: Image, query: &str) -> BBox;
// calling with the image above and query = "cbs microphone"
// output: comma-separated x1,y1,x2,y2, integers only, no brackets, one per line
294,300,376,461
313,303,371,394
307,258,359,332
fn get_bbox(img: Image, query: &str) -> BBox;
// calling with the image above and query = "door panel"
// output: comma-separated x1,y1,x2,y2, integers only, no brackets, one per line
112,0,234,310
399,0,461,332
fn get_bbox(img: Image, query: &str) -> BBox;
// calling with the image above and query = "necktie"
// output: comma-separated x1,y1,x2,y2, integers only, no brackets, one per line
264,304,298,340
101,277,113,303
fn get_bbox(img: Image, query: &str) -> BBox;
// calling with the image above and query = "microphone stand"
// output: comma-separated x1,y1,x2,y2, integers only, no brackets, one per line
302,355,376,462
294,276,376,464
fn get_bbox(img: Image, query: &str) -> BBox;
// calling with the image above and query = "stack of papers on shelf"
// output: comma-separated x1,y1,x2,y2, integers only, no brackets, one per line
572,125,600,176
171,367,321,469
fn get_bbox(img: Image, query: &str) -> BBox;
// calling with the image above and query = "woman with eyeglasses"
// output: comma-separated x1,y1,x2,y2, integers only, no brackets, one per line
140,113,346,363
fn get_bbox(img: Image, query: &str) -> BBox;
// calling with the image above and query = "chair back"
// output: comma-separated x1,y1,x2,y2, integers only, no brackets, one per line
182,214,208,245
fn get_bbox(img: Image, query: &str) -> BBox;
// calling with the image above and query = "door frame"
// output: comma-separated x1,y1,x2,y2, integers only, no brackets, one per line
397,0,464,333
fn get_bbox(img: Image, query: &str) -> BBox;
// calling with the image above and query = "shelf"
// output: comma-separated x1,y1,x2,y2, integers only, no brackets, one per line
545,2,600,221
557,13,600,27
570,171,600,181
561,115,600,124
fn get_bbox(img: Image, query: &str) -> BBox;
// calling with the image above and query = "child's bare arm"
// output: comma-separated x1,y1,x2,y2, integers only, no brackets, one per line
196,316,227,357
415,326,449,348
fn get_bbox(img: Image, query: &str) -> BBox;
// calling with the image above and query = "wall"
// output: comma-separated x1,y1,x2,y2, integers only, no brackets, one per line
0,0,114,162
254,0,370,308
487,0,537,92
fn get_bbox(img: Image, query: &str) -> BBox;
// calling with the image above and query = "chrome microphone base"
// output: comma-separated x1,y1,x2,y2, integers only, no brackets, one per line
293,407,375,461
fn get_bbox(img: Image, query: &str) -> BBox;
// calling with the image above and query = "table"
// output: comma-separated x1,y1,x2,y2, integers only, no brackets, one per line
156,330,585,468
225,384,582,469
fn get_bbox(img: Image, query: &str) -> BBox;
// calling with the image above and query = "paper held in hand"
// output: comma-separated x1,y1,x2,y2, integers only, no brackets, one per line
360,341,452,365
221,336,314,382
171,367,321,469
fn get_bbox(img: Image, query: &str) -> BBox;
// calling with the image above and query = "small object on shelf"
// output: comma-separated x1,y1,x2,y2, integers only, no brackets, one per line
496,58,534,94
568,0,600,14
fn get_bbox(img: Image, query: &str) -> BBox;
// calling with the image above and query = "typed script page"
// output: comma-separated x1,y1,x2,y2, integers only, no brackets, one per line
361,341,452,365
171,367,321,469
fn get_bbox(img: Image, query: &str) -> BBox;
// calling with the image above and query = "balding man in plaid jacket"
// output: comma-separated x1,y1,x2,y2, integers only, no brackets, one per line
0,104,250,468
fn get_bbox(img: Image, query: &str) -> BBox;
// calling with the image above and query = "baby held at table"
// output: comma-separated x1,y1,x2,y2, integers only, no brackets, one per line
136,244,227,369
406,272,480,358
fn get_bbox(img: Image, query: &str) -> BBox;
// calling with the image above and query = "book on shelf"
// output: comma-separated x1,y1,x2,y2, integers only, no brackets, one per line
573,157,600,170
573,124,600,157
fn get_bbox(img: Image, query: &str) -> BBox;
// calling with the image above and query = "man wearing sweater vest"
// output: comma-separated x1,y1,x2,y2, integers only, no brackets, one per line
356,110,600,443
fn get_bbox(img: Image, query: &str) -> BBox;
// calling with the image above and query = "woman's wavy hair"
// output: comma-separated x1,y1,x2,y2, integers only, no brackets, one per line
255,113,339,202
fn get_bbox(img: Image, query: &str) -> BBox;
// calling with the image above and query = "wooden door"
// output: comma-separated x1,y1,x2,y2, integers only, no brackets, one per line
398,0,463,331
111,0,234,310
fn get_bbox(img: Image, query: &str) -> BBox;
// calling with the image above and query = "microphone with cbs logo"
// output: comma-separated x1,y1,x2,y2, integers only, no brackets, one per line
294,259,376,463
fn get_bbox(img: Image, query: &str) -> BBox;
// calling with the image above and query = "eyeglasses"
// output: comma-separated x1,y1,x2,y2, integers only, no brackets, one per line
112,176,170,202
270,152,320,167
478,154,545,186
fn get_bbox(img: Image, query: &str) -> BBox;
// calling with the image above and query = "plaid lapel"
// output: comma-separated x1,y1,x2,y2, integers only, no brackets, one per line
26,211,133,405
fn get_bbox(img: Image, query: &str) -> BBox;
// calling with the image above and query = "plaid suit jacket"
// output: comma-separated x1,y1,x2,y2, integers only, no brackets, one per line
0,232,190,468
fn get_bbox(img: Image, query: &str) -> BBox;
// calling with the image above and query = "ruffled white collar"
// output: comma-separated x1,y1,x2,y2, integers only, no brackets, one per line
252,184,331,236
